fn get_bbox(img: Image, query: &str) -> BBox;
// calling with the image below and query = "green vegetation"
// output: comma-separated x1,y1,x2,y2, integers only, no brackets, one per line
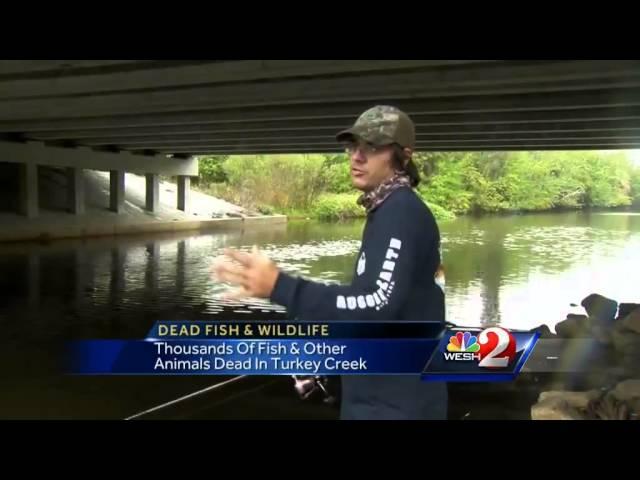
414,151,638,214
196,151,640,222
311,193,362,221
424,201,457,222
631,167,640,206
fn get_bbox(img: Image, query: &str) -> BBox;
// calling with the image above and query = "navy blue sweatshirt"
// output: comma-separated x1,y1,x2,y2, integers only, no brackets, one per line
270,186,447,420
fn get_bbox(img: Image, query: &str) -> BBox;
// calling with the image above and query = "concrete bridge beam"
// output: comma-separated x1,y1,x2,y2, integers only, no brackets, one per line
0,141,197,176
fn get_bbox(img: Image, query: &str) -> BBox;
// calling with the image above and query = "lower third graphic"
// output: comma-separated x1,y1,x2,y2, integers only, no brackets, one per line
421,326,538,382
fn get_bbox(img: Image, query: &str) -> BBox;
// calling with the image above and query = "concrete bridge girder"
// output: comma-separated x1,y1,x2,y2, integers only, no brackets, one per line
0,141,197,176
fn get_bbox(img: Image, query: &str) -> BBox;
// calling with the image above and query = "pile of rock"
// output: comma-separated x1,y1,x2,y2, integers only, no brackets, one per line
531,379,640,420
529,294,640,420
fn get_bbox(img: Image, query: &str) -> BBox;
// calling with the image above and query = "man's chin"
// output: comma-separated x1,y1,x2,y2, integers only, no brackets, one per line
351,178,368,191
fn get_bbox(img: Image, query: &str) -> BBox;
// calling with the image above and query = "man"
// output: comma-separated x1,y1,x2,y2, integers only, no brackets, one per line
214,105,447,420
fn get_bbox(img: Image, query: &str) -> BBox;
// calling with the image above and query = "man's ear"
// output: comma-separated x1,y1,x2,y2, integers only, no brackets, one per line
403,148,413,167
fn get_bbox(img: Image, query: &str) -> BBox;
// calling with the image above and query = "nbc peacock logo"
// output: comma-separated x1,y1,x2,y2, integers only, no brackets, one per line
444,331,481,361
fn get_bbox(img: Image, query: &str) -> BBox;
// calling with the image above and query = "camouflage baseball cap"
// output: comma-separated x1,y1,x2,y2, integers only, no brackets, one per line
336,105,416,148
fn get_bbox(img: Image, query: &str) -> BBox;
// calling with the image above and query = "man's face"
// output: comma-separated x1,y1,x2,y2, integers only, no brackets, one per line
346,140,396,192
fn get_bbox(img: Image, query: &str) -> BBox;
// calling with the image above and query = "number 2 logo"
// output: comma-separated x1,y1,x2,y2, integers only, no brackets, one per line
478,327,517,368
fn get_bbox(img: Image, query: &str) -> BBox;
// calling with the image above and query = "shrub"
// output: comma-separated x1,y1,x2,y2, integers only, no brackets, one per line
311,193,364,221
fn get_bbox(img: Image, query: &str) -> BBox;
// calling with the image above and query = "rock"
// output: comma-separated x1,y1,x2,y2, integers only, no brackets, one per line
531,397,586,420
226,212,244,218
611,328,640,354
621,308,640,335
555,315,589,338
556,337,622,391
538,390,601,409
616,303,640,321
529,324,556,338
532,389,613,420
603,380,640,418
585,395,634,420
611,379,640,403
581,293,618,330
610,327,640,377
591,325,613,345
619,354,640,378
576,369,624,391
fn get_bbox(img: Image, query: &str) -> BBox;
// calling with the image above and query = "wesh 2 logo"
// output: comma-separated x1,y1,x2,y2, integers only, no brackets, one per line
444,327,516,368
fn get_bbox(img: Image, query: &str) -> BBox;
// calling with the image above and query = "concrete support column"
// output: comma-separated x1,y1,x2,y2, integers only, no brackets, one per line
177,175,190,213
109,170,125,213
145,173,159,213
19,163,38,218
67,167,85,215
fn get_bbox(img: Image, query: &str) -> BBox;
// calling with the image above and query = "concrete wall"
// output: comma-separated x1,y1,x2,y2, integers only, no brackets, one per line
0,215,288,243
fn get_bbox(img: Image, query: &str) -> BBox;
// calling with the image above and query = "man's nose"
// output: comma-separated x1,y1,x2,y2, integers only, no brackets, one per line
350,149,366,163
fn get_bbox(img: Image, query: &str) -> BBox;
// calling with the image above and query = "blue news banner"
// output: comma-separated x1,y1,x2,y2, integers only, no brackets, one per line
66,321,540,382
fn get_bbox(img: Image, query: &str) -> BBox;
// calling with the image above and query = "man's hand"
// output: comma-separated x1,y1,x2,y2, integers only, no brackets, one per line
211,245,280,300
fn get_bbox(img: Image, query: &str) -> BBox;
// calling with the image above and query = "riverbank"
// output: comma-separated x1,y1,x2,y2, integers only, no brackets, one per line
194,186,458,222
0,211,287,243
197,183,639,224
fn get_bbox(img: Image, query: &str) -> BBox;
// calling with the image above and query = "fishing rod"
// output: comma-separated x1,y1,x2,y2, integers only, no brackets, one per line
124,375,248,420
123,374,335,420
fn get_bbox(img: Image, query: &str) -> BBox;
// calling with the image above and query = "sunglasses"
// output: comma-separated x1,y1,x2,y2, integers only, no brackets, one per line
344,141,386,156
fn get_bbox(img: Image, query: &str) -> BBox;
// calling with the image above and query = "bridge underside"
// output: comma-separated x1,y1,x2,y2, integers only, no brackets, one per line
1,60,640,156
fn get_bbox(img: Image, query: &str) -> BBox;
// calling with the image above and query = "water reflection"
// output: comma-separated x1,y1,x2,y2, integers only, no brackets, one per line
2,212,639,335
441,211,640,330
2,212,639,333
176,240,186,296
